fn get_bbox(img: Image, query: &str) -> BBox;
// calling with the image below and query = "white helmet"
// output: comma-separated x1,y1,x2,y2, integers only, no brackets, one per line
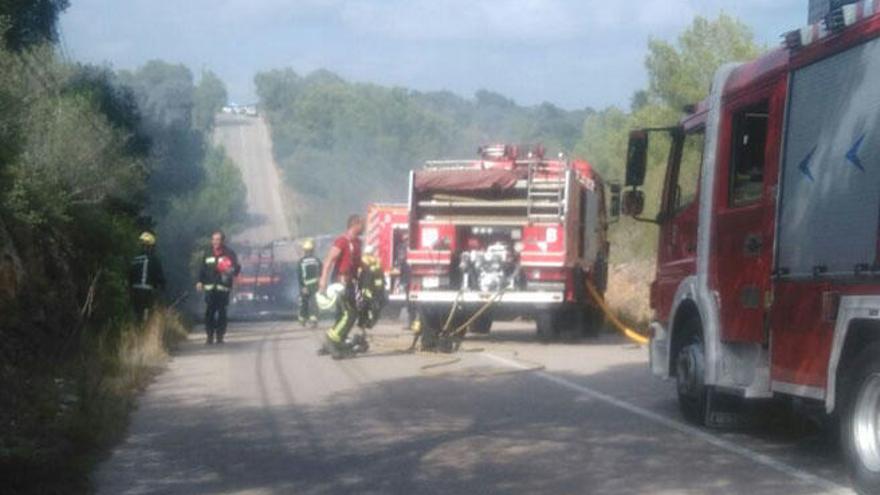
316,283,345,311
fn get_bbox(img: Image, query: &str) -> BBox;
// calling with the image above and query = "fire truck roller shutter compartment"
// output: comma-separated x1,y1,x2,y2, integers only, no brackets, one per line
777,37,880,278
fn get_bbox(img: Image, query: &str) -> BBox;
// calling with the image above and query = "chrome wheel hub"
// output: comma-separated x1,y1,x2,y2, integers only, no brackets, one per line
854,374,880,473
677,343,705,399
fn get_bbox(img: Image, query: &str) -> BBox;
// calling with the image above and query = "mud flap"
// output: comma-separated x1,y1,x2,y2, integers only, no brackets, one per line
704,389,757,430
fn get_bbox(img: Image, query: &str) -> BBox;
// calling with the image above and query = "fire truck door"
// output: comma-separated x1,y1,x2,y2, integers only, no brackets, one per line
713,92,782,343
654,129,704,323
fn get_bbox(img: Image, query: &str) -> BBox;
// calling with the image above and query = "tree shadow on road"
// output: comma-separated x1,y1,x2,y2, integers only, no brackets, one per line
96,346,848,495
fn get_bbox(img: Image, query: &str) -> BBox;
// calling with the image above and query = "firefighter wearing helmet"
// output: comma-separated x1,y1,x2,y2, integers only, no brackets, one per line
357,244,386,330
196,230,240,344
297,238,322,327
129,231,166,321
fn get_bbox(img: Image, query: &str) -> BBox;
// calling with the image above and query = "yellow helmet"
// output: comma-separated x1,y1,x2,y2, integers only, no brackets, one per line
302,238,315,251
139,232,157,246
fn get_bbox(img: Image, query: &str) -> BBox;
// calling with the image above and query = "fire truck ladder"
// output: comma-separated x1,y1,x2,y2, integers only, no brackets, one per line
526,162,566,223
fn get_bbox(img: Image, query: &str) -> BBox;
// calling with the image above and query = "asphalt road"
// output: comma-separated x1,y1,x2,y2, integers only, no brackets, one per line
213,113,291,245
95,320,856,495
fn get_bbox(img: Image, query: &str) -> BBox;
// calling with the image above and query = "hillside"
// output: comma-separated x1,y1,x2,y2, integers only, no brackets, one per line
255,69,591,235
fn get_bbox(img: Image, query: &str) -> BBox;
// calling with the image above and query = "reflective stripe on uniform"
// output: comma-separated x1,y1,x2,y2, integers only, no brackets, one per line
205,256,217,263
132,283,154,290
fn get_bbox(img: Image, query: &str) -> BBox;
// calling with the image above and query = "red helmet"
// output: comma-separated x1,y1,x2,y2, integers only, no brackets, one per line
217,256,234,273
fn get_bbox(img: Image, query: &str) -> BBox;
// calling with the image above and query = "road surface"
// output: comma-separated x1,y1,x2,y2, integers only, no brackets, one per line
95,320,855,494
213,114,291,245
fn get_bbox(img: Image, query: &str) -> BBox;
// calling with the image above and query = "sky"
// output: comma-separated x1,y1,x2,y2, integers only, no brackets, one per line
60,0,806,110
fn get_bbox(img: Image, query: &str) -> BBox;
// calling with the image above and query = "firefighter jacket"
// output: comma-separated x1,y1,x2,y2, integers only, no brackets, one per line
359,255,386,297
298,255,322,289
129,251,166,292
198,246,241,292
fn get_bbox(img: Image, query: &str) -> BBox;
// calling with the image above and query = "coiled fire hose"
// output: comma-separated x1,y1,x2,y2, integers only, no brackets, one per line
412,277,648,350
584,280,650,346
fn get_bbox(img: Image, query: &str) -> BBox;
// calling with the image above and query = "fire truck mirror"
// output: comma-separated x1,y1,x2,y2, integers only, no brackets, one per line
626,130,649,187
621,190,645,217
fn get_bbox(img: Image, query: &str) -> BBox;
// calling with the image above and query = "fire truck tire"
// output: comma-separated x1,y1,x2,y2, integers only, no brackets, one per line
469,315,492,334
419,310,443,351
840,342,880,494
675,317,708,425
581,308,604,338
536,313,558,342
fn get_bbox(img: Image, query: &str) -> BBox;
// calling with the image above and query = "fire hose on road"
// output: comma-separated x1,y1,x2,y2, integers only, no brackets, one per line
412,278,649,352
584,280,650,346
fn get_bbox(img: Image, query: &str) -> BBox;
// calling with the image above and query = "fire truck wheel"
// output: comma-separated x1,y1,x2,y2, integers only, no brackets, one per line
536,312,558,342
581,308,604,339
419,310,443,351
469,315,492,334
675,318,708,425
841,342,880,494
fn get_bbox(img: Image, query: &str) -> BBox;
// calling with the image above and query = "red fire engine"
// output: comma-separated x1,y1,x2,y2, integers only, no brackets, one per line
622,3,880,491
365,203,410,303
232,240,297,307
407,144,615,347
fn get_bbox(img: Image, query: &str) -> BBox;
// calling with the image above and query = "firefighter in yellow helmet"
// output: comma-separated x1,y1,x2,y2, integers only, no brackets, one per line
129,231,165,322
297,238,322,327
357,245,386,329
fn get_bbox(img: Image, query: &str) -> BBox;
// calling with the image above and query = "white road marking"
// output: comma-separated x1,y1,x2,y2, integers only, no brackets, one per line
483,352,854,495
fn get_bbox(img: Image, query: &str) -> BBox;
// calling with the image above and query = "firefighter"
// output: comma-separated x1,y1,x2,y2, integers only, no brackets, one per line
196,230,241,344
357,245,386,329
129,231,165,322
297,238,322,327
318,214,364,358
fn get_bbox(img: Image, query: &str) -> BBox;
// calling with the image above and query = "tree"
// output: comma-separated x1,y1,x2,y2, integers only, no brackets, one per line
572,14,764,264
119,61,205,210
0,0,69,51
645,14,761,110
193,70,227,132
255,69,590,234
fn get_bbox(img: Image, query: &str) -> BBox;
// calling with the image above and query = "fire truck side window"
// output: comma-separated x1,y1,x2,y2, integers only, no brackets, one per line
729,102,769,207
674,130,705,212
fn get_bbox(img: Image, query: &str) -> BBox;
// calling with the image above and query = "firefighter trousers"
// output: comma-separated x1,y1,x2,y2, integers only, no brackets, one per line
326,286,356,344
298,285,318,323
205,290,230,339
358,289,385,329
131,289,155,322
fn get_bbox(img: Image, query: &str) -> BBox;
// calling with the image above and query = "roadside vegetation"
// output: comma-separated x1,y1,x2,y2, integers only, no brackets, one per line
256,14,762,324
255,69,588,235
0,3,246,493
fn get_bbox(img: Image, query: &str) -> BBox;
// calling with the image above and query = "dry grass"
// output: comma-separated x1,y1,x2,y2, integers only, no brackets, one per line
113,307,189,391
2,307,189,495
604,260,656,329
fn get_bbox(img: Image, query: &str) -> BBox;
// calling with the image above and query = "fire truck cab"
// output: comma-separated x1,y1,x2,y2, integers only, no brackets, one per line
623,3,880,491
